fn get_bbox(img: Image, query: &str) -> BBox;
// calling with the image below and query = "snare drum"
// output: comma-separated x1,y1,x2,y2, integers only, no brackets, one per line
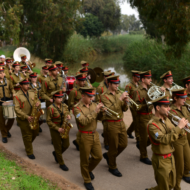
2,100,16,119
40,102,46,122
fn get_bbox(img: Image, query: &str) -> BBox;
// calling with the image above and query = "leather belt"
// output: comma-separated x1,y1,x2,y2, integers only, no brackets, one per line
14,87,20,91
155,153,172,159
137,111,152,115
106,119,123,122
53,122,61,124
79,130,96,134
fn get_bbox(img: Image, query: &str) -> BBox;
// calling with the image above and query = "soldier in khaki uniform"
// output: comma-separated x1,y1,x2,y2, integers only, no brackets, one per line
47,90,71,171
160,71,173,98
0,67,14,143
81,60,89,67
20,65,30,79
38,65,49,84
100,75,129,177
14,78,41,159
168,89,190,189
19,54,33,74
133,70,153,165
125,70,140,142
55,62,64,77
79,67,92,87
146,96,188,190
4,57,13,80
62,66,69,76
73,87,104,190
68,73,86,150
45,58,53,67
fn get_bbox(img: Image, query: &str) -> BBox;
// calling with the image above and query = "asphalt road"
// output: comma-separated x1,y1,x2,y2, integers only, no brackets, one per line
1,110,189,190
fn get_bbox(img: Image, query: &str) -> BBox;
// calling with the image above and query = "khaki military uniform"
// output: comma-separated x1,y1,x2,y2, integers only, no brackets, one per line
147,116,182,190
14,89,41,155
29,82,43,102
41,76,63,108
19,61,32,70
100,90,128,169
4,66,12,80
73,101,103,183
73,80,89,89
38,74,48,84
185,94,190,145
133,83,153,159
0,79,14,138
47,103,70,165
125,81,140,140
162,84,172,98
168,104,190,190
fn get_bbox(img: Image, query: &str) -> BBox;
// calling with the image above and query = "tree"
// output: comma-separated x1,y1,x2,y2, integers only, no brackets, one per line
76,14,104,38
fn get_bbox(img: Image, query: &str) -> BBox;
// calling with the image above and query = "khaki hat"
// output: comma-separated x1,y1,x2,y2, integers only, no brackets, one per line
80,67,88,73
102,71,115,77
131,70,140,78
62,66,69,71
29,72,37,78
139,70,152,78
80,87,96,97
107,75,120,84
19,78,30,85
48,64,57,71
75,73,86,81
51,90,64,97
172,88,187,98
12,62,20,67
45,58,53,63
81,61,89,67
20,54,27,58
160,71,172,79
182,76,190,84
150,95,170,105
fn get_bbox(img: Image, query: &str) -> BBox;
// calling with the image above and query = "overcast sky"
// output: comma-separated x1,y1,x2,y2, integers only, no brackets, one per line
120,2,139,19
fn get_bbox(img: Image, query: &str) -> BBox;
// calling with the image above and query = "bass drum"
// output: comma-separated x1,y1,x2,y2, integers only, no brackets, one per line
66,76,75,95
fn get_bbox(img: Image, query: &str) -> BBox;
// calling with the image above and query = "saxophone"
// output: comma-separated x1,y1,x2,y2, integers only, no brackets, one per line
29,89,44,130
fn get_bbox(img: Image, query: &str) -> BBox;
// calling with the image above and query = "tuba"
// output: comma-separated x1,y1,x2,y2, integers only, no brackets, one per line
147,82,165,100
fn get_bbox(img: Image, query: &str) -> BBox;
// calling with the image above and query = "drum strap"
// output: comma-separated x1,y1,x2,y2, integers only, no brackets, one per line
53,103,64,126
21,89,32,109
0,78,8,101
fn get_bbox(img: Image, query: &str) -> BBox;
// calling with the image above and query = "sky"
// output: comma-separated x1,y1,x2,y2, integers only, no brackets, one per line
120,2,139,19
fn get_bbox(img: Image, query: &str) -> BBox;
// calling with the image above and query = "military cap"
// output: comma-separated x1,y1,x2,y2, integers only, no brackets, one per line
21,65,28,70
150,95,170,105
75,73,86,81
80,87,96,97
48,64,57,71
172,88,187,98
55,61,63,64
42,65,49,70
0,61,5,66
81,60,89,67
51,90,64,98
45,58,53,64
62,66,69,71
80,67,88,73
56,63,63,68
0,66,4,71
20,54,27,59
140,70,152,78
12,62,20,67
107,75,120,84
131,70,140,78
19,78,30,85
102,71,115,77
182,76,190,84
5,57,13,63
160,71,172,79
29,72,37,78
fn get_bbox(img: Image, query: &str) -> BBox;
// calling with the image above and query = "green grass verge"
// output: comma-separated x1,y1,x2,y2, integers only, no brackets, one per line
0,151,59,190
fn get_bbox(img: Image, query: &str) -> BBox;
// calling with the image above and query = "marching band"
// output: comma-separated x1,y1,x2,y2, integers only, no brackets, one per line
0,47,190,190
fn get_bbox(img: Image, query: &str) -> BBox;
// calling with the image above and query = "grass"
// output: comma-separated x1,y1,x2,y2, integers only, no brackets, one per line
0,151,59,190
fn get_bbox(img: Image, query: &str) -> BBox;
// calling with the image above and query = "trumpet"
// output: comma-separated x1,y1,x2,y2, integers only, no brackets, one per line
168,111,190,133
117,88,142,111
102,105,121,118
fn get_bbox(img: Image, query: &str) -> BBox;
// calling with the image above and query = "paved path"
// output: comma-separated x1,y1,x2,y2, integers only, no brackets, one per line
1,110,189,190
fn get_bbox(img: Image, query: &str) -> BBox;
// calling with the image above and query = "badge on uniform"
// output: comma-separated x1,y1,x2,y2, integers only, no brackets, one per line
76,113,81,118
155,132,159,139
96,93,99,94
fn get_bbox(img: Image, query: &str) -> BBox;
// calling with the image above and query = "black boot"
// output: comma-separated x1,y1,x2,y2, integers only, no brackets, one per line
127,133,134,139
39,127,42,133
89,172,95,180
183,176,190,183
7,132,11,138
104,145,109,150
84,182,94,190
140,158,152,165
60,164,69,171
101,133,104,138
52,151,58,163
2,137,7,143
27,154,35,159
103,153,109,165
109,168,122,177
73,140,79,151
136,141,140,150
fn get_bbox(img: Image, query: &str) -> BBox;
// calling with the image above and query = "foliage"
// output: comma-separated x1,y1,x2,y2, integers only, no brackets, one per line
76,14,104,38
128,0,190,58
0,151,59,190
123,38,190,84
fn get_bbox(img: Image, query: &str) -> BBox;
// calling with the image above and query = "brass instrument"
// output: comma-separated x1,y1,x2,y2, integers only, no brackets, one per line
169,82,183,96
102,105,121,118
118,88,142,110
29,89,44,130
147,82,165,100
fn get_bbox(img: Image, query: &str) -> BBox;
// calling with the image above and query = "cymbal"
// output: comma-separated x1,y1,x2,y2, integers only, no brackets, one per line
88,68,96,84
94,67,104,82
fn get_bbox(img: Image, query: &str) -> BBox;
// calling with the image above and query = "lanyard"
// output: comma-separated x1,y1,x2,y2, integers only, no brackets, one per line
21,89,32,108
53,103,64,125
0,78,7,101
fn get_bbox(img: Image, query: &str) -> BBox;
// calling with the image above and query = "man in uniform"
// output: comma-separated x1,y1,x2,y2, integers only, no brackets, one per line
62,66,69,76
160,71,173,98
125,70,140,142
55,62,64,77
68,73,86,150
38,65,49,84
20,65,29,79
4,57,13,80
19,54,33,73
100,75,129,177
45,58,53,67
133,70,153,165
0,66,14,143
14,78,41,159
146,96,188,190
73,87,104,190
79,67,91,87
47,90,71,171
81,60,89,68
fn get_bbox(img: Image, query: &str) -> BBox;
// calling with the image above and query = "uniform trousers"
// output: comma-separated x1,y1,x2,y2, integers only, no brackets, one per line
148,154,176,190
187,133,190,146
50,129,70,165
0,106,14,137
102,121,108,146
17,117,38,155
79,131,102,183
105,120,128,169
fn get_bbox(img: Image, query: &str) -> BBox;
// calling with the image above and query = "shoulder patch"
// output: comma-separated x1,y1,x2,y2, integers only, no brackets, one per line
155,132,159,139
76,113,81,118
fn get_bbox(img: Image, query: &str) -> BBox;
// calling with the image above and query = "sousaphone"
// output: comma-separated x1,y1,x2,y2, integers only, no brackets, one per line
93,67,104,82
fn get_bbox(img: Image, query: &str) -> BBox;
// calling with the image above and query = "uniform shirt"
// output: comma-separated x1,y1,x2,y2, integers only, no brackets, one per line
100,89,128,120
95,80,108,102
73,101,103,131
19,61,32,70
162,84,172,98
38,73,48,84
148,115,181,155
186,94,190,105
4,66,12,80
68,86,82,110
29,82,42,100
41,75,63,101
125,81,139,99
133,83,153,113
47,103,70,131
14,89,41,120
